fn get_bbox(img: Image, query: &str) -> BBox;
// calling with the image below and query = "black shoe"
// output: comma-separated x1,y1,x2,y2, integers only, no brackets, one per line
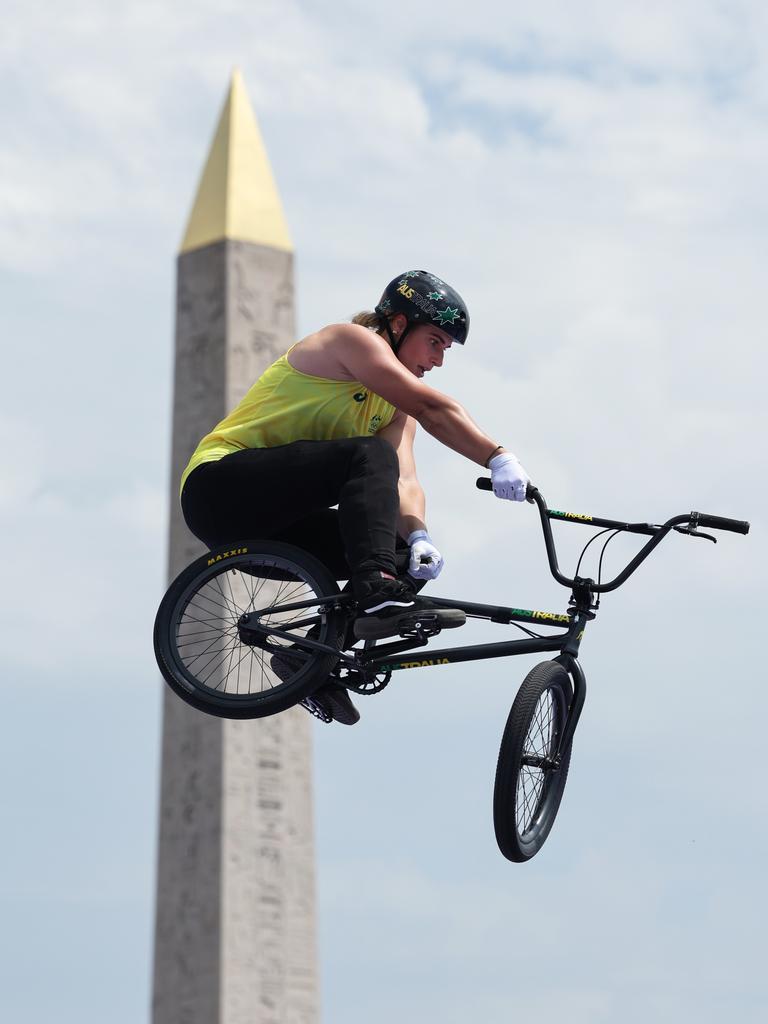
270,630,360,725
269,626,319,682
351,572,466,641
309,683,360,725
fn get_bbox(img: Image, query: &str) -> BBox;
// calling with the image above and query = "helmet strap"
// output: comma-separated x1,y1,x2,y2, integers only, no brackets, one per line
390,322,412,355
377,309,412,355
381,317,398,350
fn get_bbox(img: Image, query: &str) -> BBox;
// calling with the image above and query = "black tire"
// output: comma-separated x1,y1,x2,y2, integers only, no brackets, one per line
154,540,347,719
494,660,573,862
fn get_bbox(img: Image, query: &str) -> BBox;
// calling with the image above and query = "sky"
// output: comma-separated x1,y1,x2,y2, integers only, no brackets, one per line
1,1,766,1021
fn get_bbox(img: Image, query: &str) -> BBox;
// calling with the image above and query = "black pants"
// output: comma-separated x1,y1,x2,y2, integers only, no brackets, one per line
181,436,412,581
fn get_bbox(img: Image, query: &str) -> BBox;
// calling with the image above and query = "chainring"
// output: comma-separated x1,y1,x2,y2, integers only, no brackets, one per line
336,664,392,695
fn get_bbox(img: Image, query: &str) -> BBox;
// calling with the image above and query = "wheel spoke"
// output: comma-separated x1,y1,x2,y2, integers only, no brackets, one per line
167,555,335,700
197,635,243,686
188,588,237,620
181,621,237,665
179,630,237,661
515,688,560,837
219,573,246,618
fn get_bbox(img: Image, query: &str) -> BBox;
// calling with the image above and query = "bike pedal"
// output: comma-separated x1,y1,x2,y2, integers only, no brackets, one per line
397,613,442,639
397,609,465,639
299,696,333,724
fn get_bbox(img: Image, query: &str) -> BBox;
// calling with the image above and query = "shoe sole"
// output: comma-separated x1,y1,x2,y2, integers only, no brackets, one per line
269,626,360,724
269,626,321,683
269,651,305,683
317,687,360,725
353,608,466,641
271,653,360,725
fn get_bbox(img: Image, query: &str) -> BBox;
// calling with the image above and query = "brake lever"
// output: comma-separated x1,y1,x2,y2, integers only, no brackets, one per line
673,525,717,544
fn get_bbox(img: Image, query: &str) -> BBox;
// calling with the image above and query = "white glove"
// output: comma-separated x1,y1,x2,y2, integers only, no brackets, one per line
489,451,530,502
407,530,444,580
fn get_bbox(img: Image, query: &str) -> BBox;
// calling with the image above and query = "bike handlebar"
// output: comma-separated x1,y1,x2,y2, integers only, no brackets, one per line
475,478,750,594
691,511,750,535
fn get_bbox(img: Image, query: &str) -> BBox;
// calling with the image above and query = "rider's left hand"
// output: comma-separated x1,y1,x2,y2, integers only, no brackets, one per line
407,530,444,580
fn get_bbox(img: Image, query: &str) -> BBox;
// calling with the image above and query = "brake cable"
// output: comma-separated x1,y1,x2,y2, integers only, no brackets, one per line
595,530,622,609
574,527,614,580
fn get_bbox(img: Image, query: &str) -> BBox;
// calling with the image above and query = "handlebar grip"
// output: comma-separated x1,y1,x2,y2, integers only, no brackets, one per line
693,512,750,535
475,478,538,503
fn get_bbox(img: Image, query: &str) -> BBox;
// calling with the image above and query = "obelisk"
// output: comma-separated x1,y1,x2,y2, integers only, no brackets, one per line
152,70,319,1024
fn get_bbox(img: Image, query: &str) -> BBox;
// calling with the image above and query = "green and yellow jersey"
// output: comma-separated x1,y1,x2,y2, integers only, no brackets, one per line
180,344,397,495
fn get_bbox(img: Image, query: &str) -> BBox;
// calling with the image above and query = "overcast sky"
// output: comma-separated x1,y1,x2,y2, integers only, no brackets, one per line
1,2,766,1022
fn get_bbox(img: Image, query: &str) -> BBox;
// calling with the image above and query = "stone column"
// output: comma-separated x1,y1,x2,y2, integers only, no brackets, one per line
152,72,319,1024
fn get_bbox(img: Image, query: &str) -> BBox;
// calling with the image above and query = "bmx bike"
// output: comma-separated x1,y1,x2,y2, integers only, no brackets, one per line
154,482,749,862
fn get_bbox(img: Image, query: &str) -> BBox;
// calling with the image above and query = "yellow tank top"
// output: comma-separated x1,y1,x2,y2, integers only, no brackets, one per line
180,345,397,494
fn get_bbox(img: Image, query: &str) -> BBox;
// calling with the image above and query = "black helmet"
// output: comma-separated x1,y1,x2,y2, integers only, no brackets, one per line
375,270,469,353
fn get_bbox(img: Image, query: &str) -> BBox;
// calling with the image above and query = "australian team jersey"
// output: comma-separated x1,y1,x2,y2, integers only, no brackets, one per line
180,344,397,494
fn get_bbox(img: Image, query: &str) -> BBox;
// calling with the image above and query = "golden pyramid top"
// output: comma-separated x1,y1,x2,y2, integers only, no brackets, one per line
180,69,292,254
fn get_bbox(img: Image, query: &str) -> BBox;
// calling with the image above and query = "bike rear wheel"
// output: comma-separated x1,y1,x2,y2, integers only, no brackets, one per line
494,660,573,862
154,541,347,719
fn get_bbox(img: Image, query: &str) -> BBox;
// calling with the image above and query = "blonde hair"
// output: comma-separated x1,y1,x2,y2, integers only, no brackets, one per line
351,310,388,333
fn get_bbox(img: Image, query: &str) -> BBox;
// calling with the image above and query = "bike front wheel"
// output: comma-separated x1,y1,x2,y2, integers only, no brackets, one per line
154,540,347,719
493,660,573,862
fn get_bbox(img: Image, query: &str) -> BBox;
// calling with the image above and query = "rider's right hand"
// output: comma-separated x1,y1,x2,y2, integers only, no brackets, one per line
489,451,530,502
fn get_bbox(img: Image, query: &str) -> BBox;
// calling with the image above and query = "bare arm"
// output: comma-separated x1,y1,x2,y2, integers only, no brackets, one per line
335,324,506,467
377,410,428,540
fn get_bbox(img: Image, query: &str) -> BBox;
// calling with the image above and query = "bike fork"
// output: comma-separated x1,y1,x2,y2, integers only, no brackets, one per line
553,653,587,761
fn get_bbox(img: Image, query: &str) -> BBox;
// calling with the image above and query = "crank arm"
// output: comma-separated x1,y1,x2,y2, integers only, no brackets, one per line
238,616,357,665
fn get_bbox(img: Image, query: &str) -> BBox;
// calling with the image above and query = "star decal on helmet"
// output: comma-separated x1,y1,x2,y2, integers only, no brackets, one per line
378,297,392,312
404,271,420,278
434,306,461,326
427,291,442,300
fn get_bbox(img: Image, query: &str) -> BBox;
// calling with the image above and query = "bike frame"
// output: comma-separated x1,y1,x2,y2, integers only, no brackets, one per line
360,597,591,764
243,486,748,760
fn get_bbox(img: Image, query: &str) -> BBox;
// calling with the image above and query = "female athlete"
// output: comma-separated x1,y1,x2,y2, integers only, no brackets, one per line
179,270,529,723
